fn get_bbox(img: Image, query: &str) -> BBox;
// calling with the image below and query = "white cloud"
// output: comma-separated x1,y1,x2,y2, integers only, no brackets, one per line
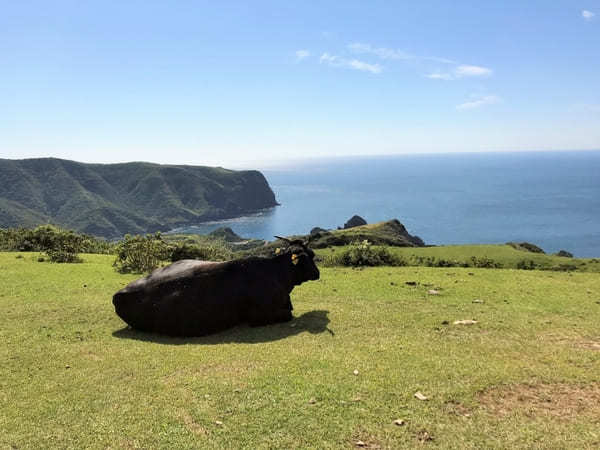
426,72,454,80
319,53,338,64
426,65,492,81
582,10,595,20
348,59,382,74
319,42,491,79
349,42,456,65
348,42,413,60
456,95,502,110
319,53,382,74
455,65,492,77
295,49,310,62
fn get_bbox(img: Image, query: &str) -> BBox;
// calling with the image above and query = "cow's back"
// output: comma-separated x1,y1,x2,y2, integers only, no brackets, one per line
113,259,249,336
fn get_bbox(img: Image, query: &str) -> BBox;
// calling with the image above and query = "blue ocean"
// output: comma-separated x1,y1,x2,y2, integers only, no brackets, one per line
174,151,600,257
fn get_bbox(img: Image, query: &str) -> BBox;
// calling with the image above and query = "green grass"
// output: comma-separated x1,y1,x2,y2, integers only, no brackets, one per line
2,252,600,448
318,244,600,272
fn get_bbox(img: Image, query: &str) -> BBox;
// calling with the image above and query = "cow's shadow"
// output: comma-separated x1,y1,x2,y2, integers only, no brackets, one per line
112,310,332,345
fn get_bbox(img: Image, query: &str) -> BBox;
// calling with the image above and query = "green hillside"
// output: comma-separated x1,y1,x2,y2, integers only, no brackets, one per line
318,243,600,272
0,158,277,238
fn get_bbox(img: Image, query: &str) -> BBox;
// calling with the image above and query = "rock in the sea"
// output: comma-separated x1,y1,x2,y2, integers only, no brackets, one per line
411,235,425,247
507,241,546,254
208,227,243,242
310,227,327,236
343,215,367,229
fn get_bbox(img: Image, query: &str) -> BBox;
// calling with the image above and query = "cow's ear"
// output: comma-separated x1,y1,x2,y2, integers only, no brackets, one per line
275,247,281,255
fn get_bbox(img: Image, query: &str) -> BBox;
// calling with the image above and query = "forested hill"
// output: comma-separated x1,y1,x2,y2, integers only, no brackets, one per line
0,158,278,238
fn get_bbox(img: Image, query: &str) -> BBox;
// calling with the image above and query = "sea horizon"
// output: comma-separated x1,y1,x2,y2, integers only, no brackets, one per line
170,150,600,258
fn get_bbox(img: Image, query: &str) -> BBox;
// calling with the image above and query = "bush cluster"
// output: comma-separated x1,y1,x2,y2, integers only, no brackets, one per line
469,256,504,269
322,240,406,267
170,241,232,262
321,244,511,269
113,233,171,273
45,244,83,263
410,256,464,268
551,263,578,272
516,259,539,270
0,225,112,254
113,233,233,273
0,225,114,263
513,259,576,272
404,255,503,269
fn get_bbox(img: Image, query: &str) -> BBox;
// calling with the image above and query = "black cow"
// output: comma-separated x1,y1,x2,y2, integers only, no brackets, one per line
112,237,319,336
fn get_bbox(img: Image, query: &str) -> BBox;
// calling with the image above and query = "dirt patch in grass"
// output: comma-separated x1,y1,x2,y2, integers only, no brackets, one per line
444,400,472,417
544,333,600,351
577,339,600,350
478,383,600,421
117,438,143,449
351,427,382,449
178,409,208,437
415,429,435,444
82,351,103,361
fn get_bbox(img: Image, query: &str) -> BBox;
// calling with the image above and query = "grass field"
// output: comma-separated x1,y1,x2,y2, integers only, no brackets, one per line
2,252,600,449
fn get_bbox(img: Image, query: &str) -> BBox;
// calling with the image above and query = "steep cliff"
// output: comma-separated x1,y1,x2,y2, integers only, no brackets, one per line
0,158,278,238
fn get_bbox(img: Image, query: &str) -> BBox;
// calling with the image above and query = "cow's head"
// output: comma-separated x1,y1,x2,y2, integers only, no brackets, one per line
274,236,320,284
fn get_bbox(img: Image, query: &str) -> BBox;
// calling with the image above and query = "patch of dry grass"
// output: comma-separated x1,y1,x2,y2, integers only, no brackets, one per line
478,383,600,421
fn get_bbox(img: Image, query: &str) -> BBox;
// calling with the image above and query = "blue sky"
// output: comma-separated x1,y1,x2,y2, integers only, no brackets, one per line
1,1,599,167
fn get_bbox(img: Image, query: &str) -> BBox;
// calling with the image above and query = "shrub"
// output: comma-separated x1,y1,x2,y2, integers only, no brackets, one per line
430,258,465,268
469,256,503,269
0,225,113,254
407,256,469,268
113,233,171,273
37,227,84,263
322,240,406,267
170,241,232,262
45,245,82,263
516,259,538,270
551,263,577,272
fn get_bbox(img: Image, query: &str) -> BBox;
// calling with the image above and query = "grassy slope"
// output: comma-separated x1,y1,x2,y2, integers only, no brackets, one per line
318,244,600,272
1,253,600,449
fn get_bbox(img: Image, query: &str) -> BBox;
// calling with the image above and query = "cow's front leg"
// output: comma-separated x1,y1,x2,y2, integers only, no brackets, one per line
247,294,293,327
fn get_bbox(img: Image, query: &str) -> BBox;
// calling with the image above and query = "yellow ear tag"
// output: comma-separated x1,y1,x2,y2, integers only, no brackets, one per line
275,247,281,255
291,253,299,265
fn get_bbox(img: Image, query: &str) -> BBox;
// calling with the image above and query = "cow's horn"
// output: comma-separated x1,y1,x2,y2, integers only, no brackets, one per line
274,235,291,243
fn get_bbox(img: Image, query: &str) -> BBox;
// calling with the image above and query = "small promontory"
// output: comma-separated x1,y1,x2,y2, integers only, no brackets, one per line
0,158,278,238
310,219,424,248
